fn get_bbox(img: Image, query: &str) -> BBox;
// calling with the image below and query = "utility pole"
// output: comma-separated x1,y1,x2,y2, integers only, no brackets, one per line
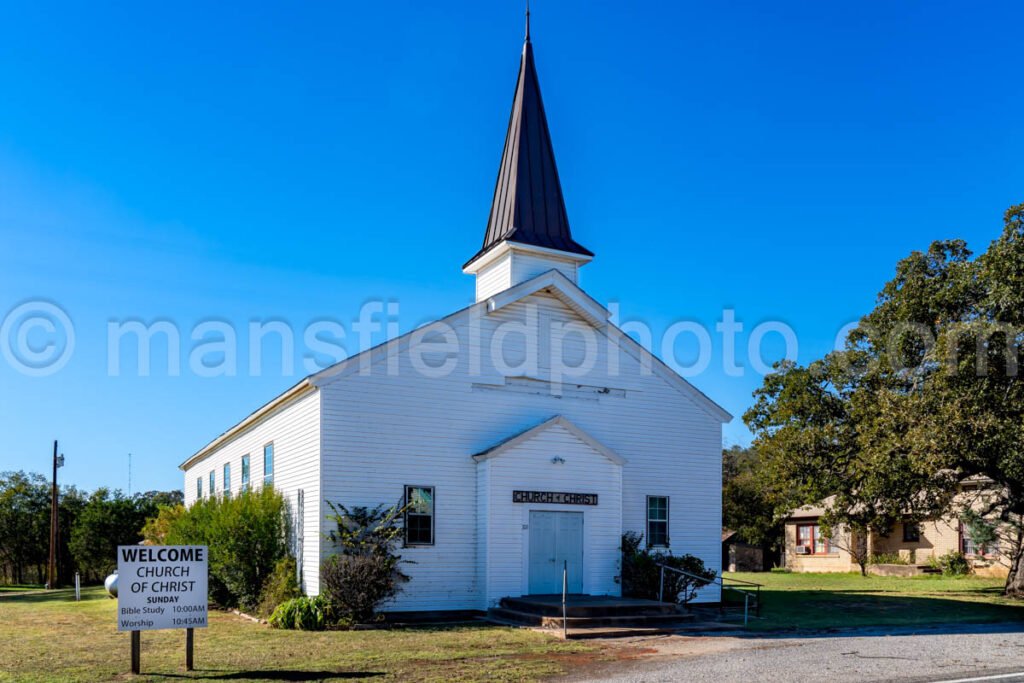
48,440,58,589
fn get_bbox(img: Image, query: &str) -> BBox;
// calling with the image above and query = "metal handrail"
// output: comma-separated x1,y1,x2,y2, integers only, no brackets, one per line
561,561,568,639
656,563,762,625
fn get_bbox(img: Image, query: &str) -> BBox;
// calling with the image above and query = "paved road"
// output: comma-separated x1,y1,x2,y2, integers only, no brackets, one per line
567,623,1024,683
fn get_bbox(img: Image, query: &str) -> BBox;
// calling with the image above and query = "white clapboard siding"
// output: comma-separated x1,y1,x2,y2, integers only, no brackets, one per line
509,253,578,288
182,389,322,595
475,253,580,301
475,252,513,301
319,290,722,610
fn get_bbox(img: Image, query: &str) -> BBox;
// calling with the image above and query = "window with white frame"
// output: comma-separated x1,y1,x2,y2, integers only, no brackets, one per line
647,496,669,547
209,471,215,497
196,476,202,500
223,462,231,498
241,454,250,490
404,486,434,546
961,522,996,556
263,444,274,485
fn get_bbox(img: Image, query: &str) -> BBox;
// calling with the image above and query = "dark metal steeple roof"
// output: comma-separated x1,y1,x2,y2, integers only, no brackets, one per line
466,27,592,267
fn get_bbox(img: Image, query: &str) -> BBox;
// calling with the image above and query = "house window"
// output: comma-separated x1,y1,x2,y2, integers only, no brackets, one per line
263,443,274,486
903,522,921,543
209,471,216,497
962,528,979,556
647,496,669,548
796,524,831,554
404,486,434,546
223,463,231,498
196,476,202,500
241,455,250,490
960,523,995,556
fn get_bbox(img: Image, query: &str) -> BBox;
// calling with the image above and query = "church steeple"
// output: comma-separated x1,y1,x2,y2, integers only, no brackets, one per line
464,17,593,301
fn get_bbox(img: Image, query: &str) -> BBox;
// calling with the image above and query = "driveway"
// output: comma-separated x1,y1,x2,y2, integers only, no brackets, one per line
565,623,1024,683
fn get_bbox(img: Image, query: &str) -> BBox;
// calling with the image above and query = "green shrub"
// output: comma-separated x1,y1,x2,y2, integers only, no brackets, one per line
156,487,291,610
320,501,410,624
619,532,716,604
269,596,336,631
257,556,302,617
870,552,910,565
938,551,971,576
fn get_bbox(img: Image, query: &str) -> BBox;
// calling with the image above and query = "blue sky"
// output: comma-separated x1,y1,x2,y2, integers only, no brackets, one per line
1,1,1022,493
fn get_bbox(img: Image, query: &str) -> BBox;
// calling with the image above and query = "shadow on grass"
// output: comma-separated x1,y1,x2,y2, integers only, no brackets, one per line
782,585,1007,596
153,671,383,681
0,587,107,603
713,590,1024,638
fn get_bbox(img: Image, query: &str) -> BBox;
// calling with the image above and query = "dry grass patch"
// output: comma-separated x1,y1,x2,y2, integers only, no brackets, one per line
0,588,598,682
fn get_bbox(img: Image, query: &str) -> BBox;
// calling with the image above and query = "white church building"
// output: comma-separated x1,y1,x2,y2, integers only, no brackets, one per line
181,27,730,612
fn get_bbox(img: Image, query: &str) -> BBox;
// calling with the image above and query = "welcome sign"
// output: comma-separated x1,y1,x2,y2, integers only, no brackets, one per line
117,545,209,632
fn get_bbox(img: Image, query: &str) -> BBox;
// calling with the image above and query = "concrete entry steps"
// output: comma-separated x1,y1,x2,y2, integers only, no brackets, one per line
487,594,729,639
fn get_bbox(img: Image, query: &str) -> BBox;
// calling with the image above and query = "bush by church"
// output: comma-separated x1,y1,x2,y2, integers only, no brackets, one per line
144,486,291,610
620,532,716,604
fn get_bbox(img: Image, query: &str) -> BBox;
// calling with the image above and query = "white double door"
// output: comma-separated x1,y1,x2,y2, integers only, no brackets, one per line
528,511,584,594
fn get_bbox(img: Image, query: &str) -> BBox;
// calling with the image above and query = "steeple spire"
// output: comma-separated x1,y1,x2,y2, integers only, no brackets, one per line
464,16,592,271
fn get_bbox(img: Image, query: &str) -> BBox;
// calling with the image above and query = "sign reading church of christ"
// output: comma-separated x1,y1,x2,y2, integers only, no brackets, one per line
512,490,598,506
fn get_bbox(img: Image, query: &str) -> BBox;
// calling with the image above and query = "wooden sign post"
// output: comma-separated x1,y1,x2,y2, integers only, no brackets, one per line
131,631,140,674
117,545,208,675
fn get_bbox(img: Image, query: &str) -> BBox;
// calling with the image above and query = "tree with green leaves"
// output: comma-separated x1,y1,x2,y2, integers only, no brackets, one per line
746,203,1024,593
69,488,160,582
722,445,783,569
0,471,50,584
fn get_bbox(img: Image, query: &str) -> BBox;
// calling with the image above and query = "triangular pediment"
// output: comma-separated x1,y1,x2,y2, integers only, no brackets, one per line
485,268,608,327
471,415,626,465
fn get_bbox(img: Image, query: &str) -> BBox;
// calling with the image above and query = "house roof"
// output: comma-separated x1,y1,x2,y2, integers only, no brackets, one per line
471,415,626,465
785,495,837,520
465,30,592,268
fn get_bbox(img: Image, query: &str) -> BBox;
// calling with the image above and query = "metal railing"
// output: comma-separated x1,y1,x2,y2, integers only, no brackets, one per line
656,563,762,626
561,561,568,639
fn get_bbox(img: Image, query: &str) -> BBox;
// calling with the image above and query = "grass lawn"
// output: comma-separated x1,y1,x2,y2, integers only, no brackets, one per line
0,584,44,593
724,571,1024,631
0,587,598,682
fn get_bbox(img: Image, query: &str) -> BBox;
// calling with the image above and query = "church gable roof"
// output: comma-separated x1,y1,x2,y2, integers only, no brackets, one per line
466,31,592,267
309,269,731,423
